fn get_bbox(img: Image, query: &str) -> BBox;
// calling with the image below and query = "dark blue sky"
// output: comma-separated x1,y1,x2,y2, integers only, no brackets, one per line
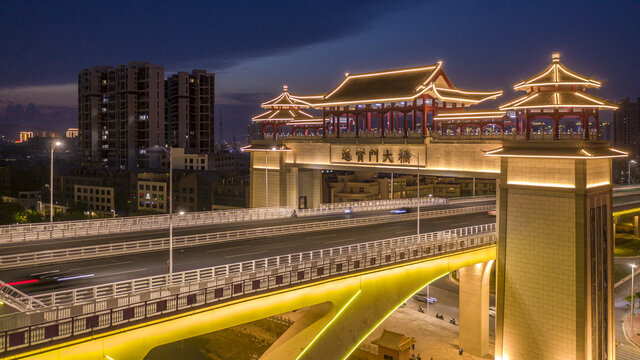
0,0,638,139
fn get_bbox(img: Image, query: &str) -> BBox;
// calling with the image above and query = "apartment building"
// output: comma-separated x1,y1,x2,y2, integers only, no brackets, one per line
137,173,168,213
78,62,165,170
165,70,215,154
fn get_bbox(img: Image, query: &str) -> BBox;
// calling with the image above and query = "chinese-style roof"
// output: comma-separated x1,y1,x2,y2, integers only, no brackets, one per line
500,53,617,111
252,108,321,122
499,91,617,110
485,142,627,159
372,329,415,352
261,85,317,108
314,62,502,106
434,110,506,121
513,53,602,92
253,85,323,124
430,87,503,104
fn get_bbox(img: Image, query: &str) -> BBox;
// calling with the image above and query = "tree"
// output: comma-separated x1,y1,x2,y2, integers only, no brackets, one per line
0,201,25,225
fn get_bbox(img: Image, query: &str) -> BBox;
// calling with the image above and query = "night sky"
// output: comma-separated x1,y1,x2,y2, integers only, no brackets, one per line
1,0,638,140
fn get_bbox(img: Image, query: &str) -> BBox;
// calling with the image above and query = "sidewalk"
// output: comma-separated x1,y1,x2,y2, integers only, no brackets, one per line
351,294,492,359
623,312,640,347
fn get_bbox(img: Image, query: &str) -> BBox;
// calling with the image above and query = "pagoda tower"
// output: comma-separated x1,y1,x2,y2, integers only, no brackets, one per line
252,85,323,138
491,54,623,360
500,53,616,140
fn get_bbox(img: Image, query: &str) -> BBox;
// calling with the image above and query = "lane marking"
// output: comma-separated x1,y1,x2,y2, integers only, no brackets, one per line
224,250,268,259
206,245,250,253
97,268,148,278
68,261,132,272
306,233,337,239
324,237,356,244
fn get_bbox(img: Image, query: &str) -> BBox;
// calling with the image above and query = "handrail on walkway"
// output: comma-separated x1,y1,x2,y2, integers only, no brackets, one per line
0,223,496,354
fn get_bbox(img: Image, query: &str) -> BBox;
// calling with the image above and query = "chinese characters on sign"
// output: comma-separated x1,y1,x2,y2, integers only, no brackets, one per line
336,146,420,165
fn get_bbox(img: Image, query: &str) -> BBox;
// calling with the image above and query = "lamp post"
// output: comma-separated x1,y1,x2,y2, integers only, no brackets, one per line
407,152,422,236
629,160,636,185
50,141,62,228
149,146,173,276
632,263,637,333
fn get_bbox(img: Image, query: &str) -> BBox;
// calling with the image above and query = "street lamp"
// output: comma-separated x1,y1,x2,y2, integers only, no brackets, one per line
50,141,62,228
629,160,636,185
149,145,174,276
632,263,637,333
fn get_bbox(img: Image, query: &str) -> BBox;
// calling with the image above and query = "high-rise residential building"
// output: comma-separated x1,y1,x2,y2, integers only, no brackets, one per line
613,97,640,159
613,97,640,183
165,70,215,154
78,62,165,170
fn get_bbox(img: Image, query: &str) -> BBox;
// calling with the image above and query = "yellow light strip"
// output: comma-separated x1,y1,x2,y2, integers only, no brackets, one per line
431,86,502,104
507,180,575,189
296,289,362,360
435,111,506,117
499,93,539,110
486,153,626,159
574,91,613,107
325,65,438,100
586,181,610,188
341,272,450,360
416,61,442,89
506,103,617,110
515,65,554,88
609,148,628,155
427,167,500,174
558,65,601,85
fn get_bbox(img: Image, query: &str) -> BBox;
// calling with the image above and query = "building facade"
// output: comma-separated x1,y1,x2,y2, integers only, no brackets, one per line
165,70,215,154
78,61,165,170
74,184,115,213
137,173,168,213
613,98,640,182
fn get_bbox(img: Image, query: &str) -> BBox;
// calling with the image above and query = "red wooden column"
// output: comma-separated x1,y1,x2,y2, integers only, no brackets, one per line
412,99,417,133
355,112,360,137
422,97,428,137
526,111,532,140
380,111,385,137
336,111,340,138
347,112,351,135
322,109,327,138
403,110,408,137
594,110,600,140
583,112,590,140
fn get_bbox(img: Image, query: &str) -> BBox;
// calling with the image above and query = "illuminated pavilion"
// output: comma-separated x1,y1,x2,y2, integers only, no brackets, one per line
253,62,503,138
251,53,617,141
252,85,323,138
499,53,617,140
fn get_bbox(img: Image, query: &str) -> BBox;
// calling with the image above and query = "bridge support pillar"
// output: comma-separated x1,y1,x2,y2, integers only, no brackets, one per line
492,140,617,360
458,260,493,356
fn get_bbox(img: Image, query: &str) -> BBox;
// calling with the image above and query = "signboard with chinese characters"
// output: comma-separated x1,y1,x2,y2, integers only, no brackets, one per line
330,144,425,167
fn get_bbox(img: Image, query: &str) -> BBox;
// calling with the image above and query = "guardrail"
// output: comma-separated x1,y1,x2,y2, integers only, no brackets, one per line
0,205,495,269
0,223,496,354
0,197,448,243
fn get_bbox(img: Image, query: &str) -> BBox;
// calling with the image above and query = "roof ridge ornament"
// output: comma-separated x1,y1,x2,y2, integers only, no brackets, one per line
552,52,560,63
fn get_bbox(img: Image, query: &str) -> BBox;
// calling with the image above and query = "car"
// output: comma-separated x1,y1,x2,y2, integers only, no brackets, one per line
390,207,412,214
488,210,497,216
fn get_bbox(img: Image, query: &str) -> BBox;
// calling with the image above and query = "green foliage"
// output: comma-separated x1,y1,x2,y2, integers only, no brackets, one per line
625,292,640,304
15,209,44,224
0,201,25,225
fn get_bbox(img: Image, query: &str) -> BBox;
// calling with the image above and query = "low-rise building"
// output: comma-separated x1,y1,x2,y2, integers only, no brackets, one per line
137,173,168,213
176,172,217,212
19,131,33,143
74,185,115,213
212,176,250,209
65,128,79,138
170,147,210,171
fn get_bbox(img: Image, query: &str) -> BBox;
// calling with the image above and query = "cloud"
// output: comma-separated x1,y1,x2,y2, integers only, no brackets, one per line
0,102,76,138
0,84,77,108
